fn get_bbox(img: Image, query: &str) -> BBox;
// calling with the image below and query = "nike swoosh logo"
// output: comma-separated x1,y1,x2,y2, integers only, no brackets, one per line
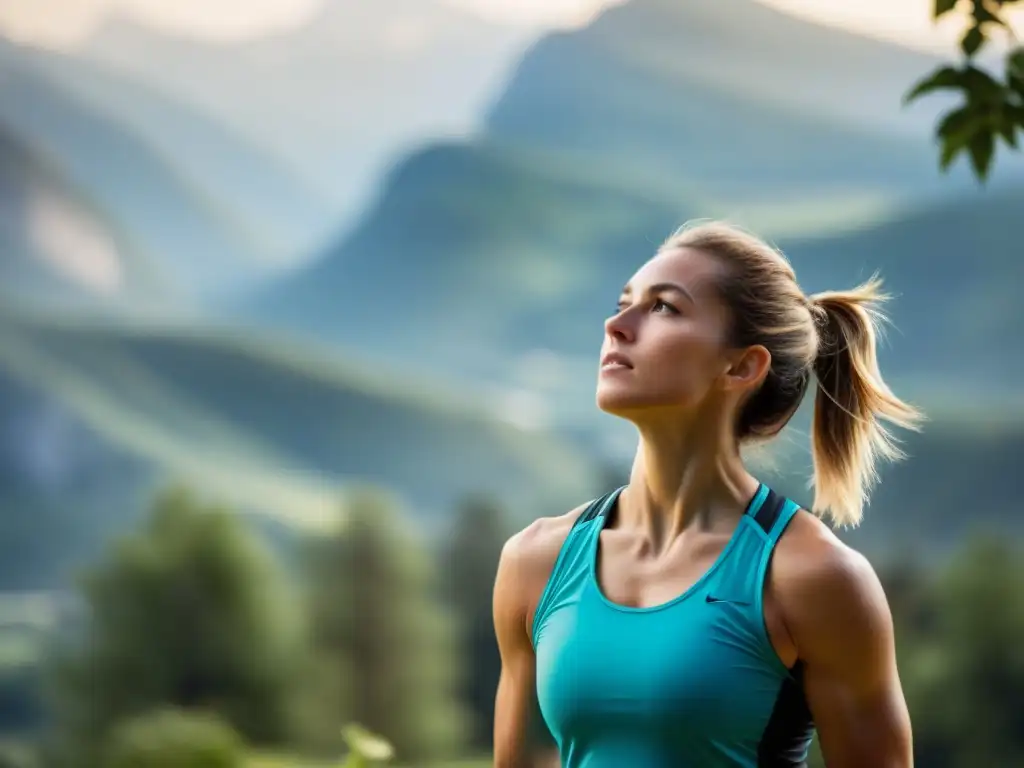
705,595,751,606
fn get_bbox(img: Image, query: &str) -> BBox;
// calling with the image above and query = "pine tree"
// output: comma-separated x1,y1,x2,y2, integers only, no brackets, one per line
306,487,467,763
440,494,511,748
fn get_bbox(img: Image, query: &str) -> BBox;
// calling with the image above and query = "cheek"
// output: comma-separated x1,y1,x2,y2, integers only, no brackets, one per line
655,329,725,386
662,359,720,402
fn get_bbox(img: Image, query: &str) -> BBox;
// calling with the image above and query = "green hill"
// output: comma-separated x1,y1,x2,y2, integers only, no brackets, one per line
0,305,599,589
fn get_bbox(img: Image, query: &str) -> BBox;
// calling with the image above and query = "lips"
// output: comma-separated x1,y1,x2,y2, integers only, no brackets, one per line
601,351,633,369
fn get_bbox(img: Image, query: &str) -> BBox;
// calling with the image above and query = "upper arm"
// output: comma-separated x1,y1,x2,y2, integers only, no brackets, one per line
776,519,912,768
492,531,536,767
492,508,583,768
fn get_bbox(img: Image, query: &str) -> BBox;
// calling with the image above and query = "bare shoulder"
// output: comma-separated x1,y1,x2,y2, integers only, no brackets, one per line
493,502,592,629
773,510,885,602
498,502,591,590
772,510,893,662
773,510,878,589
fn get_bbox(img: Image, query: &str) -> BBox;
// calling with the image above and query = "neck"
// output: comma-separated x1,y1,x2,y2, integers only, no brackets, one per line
620,413,759,548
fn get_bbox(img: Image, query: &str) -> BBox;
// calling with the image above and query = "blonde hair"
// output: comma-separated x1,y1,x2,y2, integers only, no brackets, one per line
662,221,924,528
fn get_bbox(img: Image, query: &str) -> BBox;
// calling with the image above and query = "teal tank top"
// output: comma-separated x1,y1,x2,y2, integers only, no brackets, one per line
532,484,815,767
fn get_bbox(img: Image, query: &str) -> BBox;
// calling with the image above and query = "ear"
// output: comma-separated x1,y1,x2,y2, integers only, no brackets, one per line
722,345,771,393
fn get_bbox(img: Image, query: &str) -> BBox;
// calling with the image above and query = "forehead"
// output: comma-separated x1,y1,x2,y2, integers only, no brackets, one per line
624,246,724,295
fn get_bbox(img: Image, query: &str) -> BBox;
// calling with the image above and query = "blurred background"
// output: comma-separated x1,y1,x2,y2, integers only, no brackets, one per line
1,0,1022,766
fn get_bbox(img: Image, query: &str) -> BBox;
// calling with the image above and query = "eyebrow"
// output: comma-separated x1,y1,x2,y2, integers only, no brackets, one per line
620,281,695,304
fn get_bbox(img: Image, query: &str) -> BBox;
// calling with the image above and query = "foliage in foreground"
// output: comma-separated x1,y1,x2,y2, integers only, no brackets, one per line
0,741,38,768
303,489,468,762
48,486,307,766
906,0,1024,181
102,708,244,768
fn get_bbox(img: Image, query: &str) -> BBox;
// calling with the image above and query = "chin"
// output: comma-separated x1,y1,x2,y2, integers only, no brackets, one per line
596,381,698,423
596,383,644,418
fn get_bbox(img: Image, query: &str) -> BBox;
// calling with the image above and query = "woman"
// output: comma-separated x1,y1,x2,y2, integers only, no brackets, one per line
492,221,922,768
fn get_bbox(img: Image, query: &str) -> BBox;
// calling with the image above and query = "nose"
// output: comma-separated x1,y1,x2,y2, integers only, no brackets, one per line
604,307,636,344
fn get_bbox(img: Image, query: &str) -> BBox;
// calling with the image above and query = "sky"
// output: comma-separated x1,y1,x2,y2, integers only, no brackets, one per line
1,0,1022,52
758,0,1024,52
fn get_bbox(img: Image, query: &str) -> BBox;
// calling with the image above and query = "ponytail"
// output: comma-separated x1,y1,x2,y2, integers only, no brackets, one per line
809,276,924,527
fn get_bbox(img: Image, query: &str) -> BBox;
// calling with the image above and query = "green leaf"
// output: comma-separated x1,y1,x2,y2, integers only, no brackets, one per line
935,0,959,18
972,0,1006,25
961,65,1008,103
938,105,980,144
1009,48,1024,76
904,66,964,104
935,104,985,176
968,129,996,180
939,139,967,172
962,24,986,57
997,116,1019,147
1006,104,1024,137
341,723,394,763
1007,47,1024,93
993,102,1021,147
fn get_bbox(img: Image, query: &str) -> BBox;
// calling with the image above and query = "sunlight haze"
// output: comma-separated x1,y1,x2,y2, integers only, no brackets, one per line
0,0,627,50
757,0,1024,52
0,0,322,48
4,0,1021,51
438,0,627,28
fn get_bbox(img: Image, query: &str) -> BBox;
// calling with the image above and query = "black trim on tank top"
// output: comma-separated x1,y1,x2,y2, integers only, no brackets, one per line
753,488,786,534
757,661,815,767
581,486,779,530
574,490,618,528
754,489,815,765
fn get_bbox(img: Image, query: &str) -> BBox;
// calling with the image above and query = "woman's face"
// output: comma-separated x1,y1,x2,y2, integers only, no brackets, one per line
596,247,742,421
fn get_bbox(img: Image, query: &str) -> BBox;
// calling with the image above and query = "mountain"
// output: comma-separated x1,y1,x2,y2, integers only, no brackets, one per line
6,0,1020,595
0,121,171,312
781,187,1024,386
0,43,281,302
504,179,1024,393
7,41,334,272
486,0,954,198
244,0,1023,396
0,368,153,590
245,139,685,379
0,302,599,590
492,0,947,139
79,0,545,228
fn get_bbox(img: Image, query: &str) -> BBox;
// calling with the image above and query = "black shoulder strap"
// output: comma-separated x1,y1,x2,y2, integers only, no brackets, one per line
752,487,786,535
572,487,622,530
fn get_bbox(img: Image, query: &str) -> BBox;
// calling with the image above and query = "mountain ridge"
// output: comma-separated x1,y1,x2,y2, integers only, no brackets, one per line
242,0,1024,441
0,298,602,589
0,54,256,300
488,0,947,139
0,118,176,310
9,40,334,268
80,0,542,225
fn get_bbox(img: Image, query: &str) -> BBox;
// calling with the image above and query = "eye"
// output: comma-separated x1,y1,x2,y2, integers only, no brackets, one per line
653,299,679,314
